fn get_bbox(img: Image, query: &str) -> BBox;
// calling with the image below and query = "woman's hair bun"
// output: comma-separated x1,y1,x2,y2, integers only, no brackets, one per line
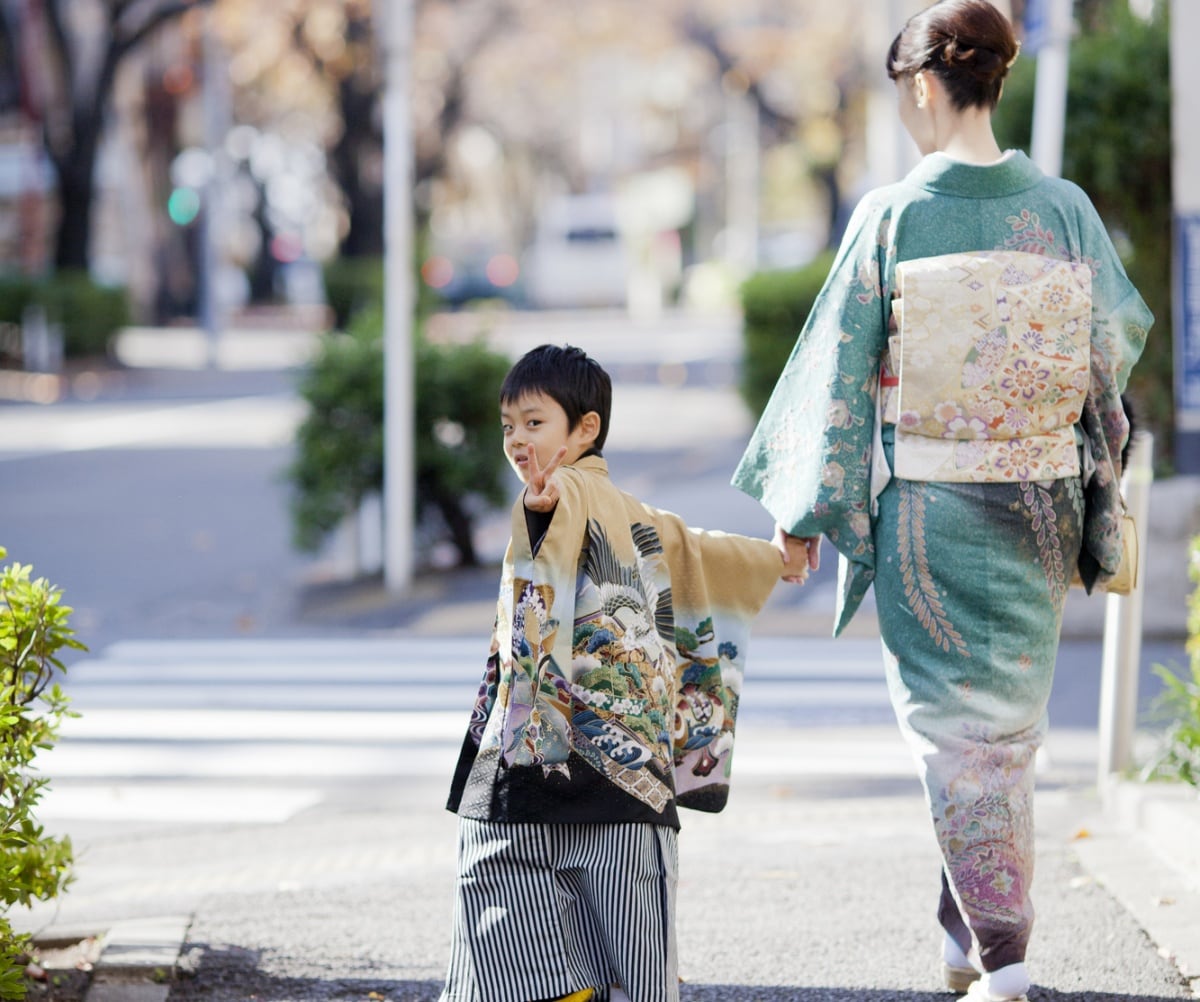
940,36,1011,86
886,0,1019,110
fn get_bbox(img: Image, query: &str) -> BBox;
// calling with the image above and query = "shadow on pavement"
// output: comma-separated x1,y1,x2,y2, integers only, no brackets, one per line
683,991,1188,1002
169,943,444,999
164,948,1192,1002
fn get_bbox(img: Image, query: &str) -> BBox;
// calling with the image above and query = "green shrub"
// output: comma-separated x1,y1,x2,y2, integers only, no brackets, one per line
287,310,512,566
414,334,512,563
0,546,84,1000
1141,536,1200,787
288,311,385,553
0,272,129,359
738,251,835,418
39,271,130,357
0,278,36,329
321,257,384,331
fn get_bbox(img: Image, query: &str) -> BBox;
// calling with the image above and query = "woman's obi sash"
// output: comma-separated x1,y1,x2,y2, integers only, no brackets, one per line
880,250,1092,483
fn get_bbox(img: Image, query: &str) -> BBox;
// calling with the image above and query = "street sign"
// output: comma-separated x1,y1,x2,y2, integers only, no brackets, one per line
1176,215,1200,452
1023,0,1048,53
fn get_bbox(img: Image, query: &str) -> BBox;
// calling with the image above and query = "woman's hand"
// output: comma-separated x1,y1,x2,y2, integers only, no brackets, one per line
523,445,568,512
773,523,821,583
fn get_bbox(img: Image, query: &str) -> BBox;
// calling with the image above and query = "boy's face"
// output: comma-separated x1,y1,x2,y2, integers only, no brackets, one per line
500,391,597,484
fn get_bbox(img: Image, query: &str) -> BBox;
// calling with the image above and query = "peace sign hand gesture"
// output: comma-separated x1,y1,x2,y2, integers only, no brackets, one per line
524,445,568,513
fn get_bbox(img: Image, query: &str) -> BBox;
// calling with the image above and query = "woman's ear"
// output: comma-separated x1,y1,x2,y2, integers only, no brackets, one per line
914,71,930,110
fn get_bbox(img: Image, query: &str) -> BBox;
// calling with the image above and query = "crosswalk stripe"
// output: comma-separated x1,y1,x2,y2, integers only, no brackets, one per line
42,637,900,808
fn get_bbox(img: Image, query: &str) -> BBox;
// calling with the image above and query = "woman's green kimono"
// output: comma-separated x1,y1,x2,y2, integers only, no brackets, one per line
733,151,1151,971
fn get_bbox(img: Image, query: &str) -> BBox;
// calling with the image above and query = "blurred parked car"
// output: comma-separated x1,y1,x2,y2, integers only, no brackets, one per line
421,248,524,308
522,193,631,309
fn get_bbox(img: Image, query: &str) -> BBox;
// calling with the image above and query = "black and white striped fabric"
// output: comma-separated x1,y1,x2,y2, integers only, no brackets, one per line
440,819,679,1002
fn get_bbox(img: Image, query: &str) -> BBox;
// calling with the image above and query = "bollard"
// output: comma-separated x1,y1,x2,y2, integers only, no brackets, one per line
21,304,64,373
1096,431,1153,786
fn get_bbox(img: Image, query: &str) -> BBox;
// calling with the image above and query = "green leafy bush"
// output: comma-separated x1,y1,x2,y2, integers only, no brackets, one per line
0,272,130,359
738,251,835,419
321,257,384,332
1141,536,1200,787
287,310,385,553
993,4,1171,466
0,546,84,999
0,279,36,336
287,310,512,566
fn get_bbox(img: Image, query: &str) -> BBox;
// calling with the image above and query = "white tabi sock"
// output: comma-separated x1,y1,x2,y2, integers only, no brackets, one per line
944,933,973,969
980,961,1030,1000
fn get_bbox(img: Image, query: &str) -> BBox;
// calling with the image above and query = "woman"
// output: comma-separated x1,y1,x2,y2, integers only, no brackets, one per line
733,2,1151,1000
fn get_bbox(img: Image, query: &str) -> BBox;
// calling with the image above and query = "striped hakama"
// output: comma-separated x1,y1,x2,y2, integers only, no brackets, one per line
440,820,679,1002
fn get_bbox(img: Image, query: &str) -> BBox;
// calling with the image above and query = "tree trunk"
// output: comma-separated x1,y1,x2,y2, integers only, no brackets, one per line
436,494,479,567
53,153,96,272
333,76,384,259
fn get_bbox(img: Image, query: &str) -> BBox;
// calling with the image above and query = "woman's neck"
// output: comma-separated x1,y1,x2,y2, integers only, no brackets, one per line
934,106,1003,165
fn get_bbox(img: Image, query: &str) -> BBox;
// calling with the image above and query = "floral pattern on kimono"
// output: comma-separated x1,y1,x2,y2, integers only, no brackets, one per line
733,151,1151,634
888,251,1092,483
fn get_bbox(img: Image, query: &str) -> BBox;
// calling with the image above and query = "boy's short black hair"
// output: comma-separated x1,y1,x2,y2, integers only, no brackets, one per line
500,344,612,451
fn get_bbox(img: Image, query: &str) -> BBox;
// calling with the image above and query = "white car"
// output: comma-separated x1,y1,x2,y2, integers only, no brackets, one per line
522,194,631,309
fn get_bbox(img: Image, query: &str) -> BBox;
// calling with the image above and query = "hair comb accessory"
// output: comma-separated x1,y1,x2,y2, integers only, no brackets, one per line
1006,40,1022,69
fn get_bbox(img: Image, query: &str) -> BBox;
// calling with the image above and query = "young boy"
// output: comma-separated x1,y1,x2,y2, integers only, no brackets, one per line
440,344,809,1002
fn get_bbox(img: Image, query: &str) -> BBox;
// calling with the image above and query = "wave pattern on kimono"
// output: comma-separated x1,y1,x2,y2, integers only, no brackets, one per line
448,456,781,830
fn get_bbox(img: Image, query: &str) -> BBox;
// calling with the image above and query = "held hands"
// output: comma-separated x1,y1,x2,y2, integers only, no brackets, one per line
773,523,821,584
523,444,568,512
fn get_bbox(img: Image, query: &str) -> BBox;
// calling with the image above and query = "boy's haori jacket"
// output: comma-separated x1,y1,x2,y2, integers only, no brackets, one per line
447,455,783,830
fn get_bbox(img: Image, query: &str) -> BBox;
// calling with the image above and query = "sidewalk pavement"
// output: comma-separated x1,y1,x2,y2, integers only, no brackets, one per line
22,778,1200,1002
16,568,1200,1002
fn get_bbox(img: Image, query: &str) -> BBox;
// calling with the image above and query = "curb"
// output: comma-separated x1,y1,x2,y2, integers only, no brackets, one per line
32,915,191,1002
1073,780,1200,989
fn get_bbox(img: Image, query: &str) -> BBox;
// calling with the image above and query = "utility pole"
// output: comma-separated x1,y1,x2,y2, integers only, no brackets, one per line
199,7,229,369
379,0,416,593
1172,0,1200,473
1026,0,1072,178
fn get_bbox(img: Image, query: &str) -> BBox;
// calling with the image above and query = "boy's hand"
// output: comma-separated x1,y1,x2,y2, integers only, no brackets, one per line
524,445,568,512
773,523,821,584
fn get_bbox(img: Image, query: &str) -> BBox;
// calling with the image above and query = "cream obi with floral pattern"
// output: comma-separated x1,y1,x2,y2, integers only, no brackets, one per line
880,250,1091,483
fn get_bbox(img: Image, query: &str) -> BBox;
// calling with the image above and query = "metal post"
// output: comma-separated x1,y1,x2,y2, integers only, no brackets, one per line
1097,432,1154,784
380,0,415,594
1171,0,1200,472
199,9,228,368
722,81,759,277
1029,0,1072,178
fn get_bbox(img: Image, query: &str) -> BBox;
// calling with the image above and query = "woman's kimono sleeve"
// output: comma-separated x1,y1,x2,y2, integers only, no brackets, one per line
1070,191,1153,589
732,194,891,635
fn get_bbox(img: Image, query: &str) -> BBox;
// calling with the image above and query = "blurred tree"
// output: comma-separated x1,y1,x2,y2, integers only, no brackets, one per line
0,7,20,112
8,0,213,271
288,0,384,258
214,0,863,291
994,0,1171,463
